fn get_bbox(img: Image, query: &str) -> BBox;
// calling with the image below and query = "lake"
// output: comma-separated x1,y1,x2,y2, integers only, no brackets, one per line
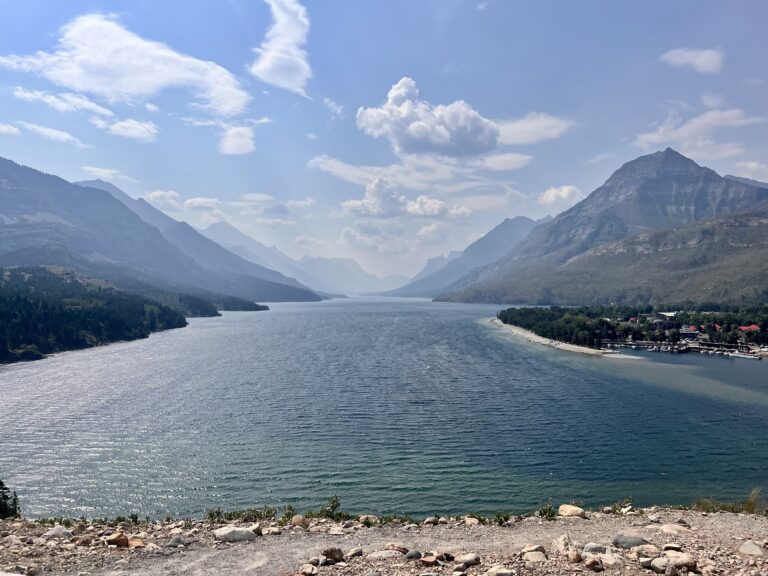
1,297,767,519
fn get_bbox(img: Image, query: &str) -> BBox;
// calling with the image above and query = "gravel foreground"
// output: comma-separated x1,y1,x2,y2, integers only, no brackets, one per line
2,506,767,576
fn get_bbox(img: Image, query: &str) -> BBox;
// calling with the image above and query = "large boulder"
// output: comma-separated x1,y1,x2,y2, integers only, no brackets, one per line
558,504,586,518
739,540,765,557
43,525,73,540
213,525,258,542
612,534,649,549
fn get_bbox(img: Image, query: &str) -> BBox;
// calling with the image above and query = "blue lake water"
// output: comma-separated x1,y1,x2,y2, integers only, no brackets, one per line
1,297,767,518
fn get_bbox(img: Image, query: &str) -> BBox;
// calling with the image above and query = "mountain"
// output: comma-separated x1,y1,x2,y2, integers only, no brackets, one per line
389,216,538,297
76,179,320,295
202,221,407,294
297,256,408,294
725,175,768,190
0,158,320,303
439,149,768,304
407,251,461,285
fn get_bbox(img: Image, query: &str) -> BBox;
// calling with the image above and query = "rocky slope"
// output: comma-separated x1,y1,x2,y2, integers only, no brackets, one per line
391,216,538,297
2,506,766,576
439,149,768,304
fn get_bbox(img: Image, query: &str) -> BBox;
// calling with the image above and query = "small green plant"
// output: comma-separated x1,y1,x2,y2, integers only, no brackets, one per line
280,504,296,525
537,500,556,521
692,487,764,515
611,497,633,515
466,512,487,525
129,513,139,524
494,512,510,525
114,515,127,524
205,506,277,524
0,480,19,519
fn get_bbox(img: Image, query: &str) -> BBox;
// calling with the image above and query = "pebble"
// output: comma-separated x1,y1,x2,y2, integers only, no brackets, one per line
291,515,310,529
521,544,545,554
299,563,318,576
455,552,480,566
405,549,422,560
104,532,129,548
585,557,604,572
346,546,363,559
660,523,691,536
367,550,405,560
165,535,185,548
322,547,345,562
484,566,513,576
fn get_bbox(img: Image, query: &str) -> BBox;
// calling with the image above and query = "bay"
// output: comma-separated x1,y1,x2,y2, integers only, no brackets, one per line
1,297,767,518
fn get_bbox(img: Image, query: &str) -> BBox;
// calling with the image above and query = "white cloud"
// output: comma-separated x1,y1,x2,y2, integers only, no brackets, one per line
0,123,21,136
634,108,764,160
286,196,316,208
356,77,499,157
305,131,318,140
255,217,296,227
416,222,449,243
585,152,613,164
184,197,221,210
91,117,158,141
0,14,250,116
342,178,406,217
735,161,768,182
14,86,113,116
538,185,584,207
323,97,344,120
660,48,723,74
219,126,255,155
474,152,532,171
17,121,87,147
239,193,276,203
81,166,138,183
249,0,312,97
145,102,159,112
340,220,409,254
496,112,573,145
142,190,182,211
341,177,471,220
700,92,726,109
294,234,326,249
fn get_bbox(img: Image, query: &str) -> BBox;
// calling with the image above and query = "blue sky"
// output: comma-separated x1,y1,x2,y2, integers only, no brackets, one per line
0,1,766,276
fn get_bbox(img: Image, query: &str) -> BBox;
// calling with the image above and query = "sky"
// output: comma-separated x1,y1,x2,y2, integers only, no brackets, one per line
0,1,766,277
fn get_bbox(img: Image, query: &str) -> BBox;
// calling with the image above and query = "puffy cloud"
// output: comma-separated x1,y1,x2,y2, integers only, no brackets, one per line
0,14,250,116
145,103,159,112
634,108,764,160
91,117,158,141
356,77,499,157
341,178,471,221
81,166,137,182
219,126,255,155
496,112,573,145
323,97,344,120
184,197,221,210
340,220,409,254
474,152,532,171
13,86,113,116
0,123,21,136
17,121,87,147
342,178,406,217
660,48,723,74
416,222,449,243
305,131,318,140
735,161,768,182
249,0,312,97
538,185,584,207
142,190,183,211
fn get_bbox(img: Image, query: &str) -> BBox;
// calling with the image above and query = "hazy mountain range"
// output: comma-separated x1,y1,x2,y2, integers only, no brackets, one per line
201,221,408,295
2,149,767,310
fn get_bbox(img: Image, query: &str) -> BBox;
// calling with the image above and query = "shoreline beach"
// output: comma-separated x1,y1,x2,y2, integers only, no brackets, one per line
489,318,614,357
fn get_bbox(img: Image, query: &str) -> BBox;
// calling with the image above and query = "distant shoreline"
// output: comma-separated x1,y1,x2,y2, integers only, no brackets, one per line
489,318,615,357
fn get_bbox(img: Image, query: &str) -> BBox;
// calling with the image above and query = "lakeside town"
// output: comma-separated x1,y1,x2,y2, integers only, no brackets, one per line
497,306,768,359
